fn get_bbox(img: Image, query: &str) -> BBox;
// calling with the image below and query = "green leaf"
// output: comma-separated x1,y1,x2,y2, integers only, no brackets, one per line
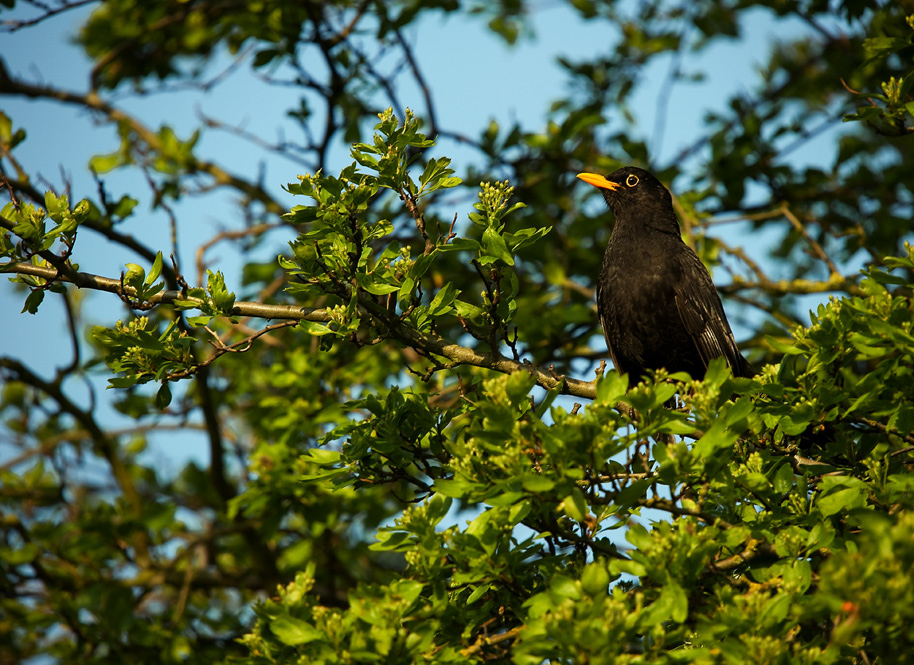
1,543,40,565
440,237,480,253
454,299,485,319
426,495,452,525
580,563,610,596
147,252,164,284
725,396,754,426
779,403,816,435
694,423,739,457
207,270,235,312
817,485,868,517
466,583,490,605
0,111,12,143
481,227,514,265
561,487,588,522
185,315,213,327
863,36,909,56
269,615,323,646
435,478,483,499
595,372,628,405
773,462,794,494
300,321,334,336
302,448,342,465
21,289,44,314
155,382,172,409
359,279,400,296
369,530,412,552
89,151,126,173
666,582,689,623
641,582,688,626
427,282,458,317
549,575,581,601
759,593,791,626
124,263,145,285
767,335,804,355
522,475,555,492
108,376,139,389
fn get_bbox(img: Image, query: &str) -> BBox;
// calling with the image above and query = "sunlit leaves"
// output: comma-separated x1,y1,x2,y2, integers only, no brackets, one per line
244,239,914,662
844,17,914,135
0,111,26,150
0,193,89,313
282,109,548,347
121,251,165,302
93,316,195,388
6,3,914,664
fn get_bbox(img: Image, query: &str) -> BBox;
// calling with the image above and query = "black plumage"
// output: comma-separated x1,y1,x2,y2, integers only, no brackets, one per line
577,166,753,387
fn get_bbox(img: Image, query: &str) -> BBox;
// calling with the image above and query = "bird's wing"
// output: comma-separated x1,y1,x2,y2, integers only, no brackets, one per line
674,251,753,377
596,278,626,378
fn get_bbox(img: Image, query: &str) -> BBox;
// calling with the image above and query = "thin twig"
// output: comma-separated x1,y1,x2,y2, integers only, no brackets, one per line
780,204,839,276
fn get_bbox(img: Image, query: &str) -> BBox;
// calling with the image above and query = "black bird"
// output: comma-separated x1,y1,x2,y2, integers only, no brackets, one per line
577,166,753,387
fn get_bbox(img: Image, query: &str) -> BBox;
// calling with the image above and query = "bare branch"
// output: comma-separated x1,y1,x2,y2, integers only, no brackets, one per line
0,58,286,216
716,238,864,298
0,0,97,32
780,203,840,277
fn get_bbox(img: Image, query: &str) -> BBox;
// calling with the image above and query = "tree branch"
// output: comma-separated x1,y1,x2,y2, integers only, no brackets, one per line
2,260,601,400
2,261,328,321
0,0,97,32
0,357,152,565
0,58,286,216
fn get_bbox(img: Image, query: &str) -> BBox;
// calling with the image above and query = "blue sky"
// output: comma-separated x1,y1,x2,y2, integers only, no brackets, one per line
1,2,833,307
1,2,846,472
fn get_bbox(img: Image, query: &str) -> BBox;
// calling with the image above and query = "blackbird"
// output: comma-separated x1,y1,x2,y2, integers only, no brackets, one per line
577,166,753,387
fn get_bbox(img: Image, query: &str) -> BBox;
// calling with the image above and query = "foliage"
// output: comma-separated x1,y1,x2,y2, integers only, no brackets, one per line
1,1,914,664
236,140,914,661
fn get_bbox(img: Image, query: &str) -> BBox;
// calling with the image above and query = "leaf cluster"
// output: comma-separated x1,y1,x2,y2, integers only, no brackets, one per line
238,248,914,663
3,3,914,665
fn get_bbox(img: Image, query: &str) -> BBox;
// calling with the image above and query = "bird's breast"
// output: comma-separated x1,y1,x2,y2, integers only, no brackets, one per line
602,235,677,302
598,234,699,378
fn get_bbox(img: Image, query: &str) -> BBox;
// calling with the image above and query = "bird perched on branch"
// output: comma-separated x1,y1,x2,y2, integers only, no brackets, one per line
577,166,753,387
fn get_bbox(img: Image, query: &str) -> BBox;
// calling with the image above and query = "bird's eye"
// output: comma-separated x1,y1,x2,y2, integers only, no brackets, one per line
626,174,639,187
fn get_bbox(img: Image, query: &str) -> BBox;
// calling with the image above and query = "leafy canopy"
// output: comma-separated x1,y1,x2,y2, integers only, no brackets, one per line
1,1,913,664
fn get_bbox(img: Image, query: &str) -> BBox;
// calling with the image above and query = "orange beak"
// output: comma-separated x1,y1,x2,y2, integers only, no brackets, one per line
576,173,620,191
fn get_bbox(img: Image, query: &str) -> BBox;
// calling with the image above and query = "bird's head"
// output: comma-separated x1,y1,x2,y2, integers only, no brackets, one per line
576,166,675,226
